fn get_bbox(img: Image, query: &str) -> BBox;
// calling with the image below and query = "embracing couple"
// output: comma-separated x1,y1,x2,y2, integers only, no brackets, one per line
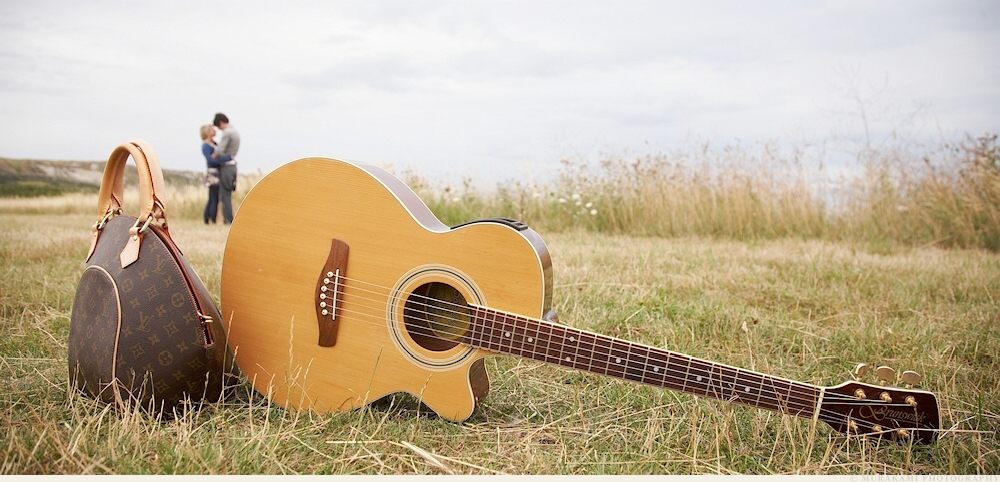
199,112,240,224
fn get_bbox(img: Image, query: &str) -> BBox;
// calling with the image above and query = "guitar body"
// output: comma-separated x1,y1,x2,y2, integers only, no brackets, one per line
221,158,553,421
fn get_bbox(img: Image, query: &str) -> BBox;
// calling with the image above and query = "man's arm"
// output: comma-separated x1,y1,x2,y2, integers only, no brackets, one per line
213,131,231,159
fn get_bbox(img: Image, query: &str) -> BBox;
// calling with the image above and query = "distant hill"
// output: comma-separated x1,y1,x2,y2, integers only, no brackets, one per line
0,157,204,197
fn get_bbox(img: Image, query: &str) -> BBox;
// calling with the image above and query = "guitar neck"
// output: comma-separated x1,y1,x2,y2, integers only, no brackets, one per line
464,306,821,419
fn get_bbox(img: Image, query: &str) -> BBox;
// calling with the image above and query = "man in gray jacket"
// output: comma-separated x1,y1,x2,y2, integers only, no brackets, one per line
212,112,240,224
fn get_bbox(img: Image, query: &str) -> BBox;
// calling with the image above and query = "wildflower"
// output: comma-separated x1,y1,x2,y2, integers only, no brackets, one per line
590,209,598,216
558,197,567,204
585,202,593,208
571,193,581,200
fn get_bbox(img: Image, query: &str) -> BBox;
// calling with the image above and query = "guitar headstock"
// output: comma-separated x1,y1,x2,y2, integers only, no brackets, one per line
821,366,940,444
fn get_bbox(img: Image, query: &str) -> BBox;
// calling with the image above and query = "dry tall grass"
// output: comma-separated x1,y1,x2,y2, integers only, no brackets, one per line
1,135,996,252
411,134,1000,252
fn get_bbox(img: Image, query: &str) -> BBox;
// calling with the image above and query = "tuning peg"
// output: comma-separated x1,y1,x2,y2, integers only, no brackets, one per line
853,363,870,379
875,366,896,385
900,370,922,387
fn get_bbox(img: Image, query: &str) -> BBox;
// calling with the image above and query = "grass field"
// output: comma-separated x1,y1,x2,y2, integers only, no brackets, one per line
2,212,998,474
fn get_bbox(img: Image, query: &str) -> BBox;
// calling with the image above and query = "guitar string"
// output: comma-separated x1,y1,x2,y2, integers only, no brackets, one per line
327,299,917,411
316,275,912,407
312,273,921,408
300,284,922,413
289,301,924,436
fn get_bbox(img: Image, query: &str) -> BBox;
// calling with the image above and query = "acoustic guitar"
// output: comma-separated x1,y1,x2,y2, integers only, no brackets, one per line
220,157,940,444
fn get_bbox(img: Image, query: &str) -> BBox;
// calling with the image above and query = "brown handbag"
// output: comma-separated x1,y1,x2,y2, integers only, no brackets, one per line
68,140,232,412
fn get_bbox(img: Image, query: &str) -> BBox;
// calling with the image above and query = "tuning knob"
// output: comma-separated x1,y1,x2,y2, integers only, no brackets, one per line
875,366,896,384
853,363,870,379
900,370,922,387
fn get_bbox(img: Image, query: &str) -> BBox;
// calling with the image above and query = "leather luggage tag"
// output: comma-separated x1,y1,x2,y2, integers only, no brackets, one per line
119,225,142,268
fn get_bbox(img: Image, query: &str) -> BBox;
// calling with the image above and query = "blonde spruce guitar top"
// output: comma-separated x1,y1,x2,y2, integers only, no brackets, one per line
221,157,939,444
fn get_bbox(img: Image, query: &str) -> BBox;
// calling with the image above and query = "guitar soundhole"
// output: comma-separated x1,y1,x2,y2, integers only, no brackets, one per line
403,282,471,352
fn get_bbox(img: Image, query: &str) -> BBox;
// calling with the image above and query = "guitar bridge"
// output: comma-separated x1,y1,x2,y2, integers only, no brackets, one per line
316,238,349,347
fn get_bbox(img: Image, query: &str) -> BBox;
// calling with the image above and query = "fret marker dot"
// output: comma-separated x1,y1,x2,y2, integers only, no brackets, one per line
527,337,534,342
615,357,622,363
565,357,571,362
697,376,703,382
569,337,575,342
744,387,750,393
654,367,660,373
505,332,511,337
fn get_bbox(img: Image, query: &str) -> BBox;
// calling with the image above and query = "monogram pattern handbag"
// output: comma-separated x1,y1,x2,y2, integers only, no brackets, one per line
68,141,232,412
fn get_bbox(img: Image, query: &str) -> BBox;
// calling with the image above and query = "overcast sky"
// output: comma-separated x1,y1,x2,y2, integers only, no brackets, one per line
1,1,997,185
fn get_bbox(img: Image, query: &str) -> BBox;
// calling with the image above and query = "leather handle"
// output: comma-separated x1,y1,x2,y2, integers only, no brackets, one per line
96,140,167,222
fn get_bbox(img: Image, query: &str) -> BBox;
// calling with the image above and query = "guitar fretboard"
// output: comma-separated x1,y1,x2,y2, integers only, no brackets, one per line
463,306,819,417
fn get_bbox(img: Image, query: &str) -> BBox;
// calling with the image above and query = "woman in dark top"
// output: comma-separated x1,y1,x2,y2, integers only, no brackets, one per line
200,125,231,224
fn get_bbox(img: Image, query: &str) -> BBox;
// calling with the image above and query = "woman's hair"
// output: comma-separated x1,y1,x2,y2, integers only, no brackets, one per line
199,124,214,140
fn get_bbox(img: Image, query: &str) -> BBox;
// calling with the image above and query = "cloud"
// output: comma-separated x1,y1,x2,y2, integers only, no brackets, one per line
0,0,997,185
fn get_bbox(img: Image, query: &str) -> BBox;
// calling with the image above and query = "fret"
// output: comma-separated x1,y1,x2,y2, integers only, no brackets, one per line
755,373,766,409
539,322,556,363
645,349,674,390
703,362,720,400
525,316,544,363
721,364,740,403
608,339,632,380
680,355,693,394
509,313,527,358
590,335,617,378
490,310,505,352
731,368,753,404
588,335,612,375
622,342,646,383
498,313,514,355
468,307,483,348
483,311,497,351
549,324,566,365
636,345,654,384
762,377,788,413
706,363,722,400
567,328,582,369
784,379,795,415
578,331,598,373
